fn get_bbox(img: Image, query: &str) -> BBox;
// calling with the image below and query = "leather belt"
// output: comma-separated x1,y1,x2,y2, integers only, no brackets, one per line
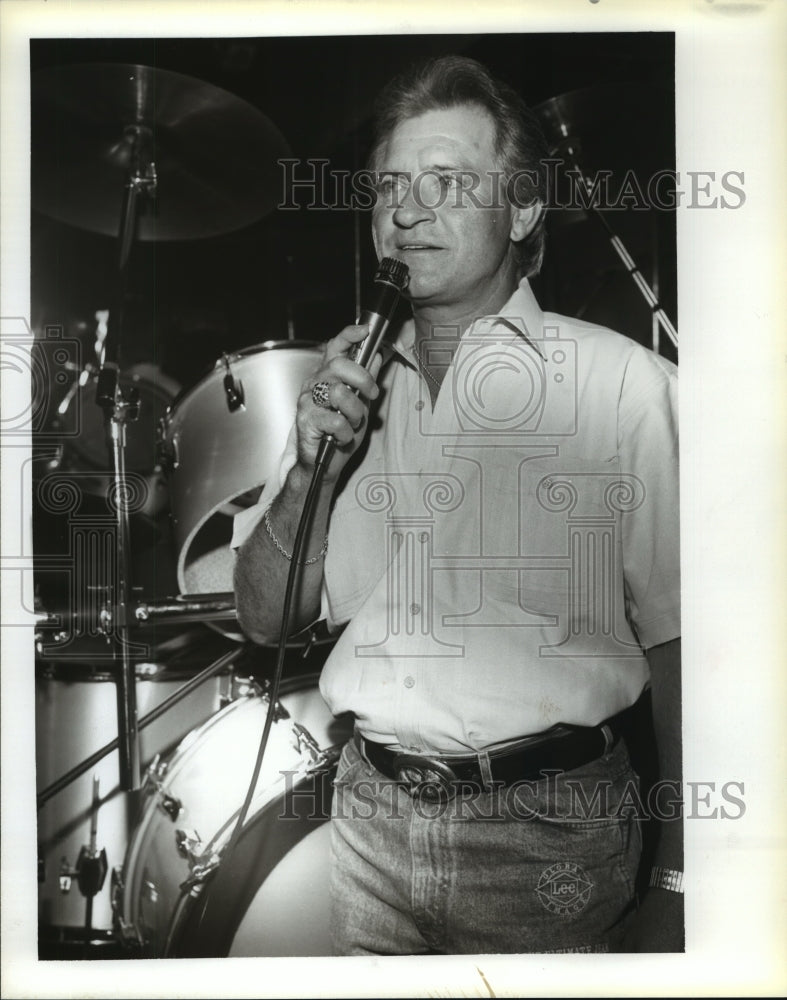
355,702,637,803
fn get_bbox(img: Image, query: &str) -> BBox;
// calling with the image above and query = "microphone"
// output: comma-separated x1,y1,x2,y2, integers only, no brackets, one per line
315,256,409,470
349,256,410,369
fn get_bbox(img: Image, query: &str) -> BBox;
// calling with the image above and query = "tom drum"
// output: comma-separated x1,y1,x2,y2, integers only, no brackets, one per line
159,340,322,628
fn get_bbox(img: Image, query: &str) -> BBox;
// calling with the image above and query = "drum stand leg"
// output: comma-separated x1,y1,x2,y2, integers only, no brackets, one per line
557,132,678,351
94,127,157,792
93,373,141,792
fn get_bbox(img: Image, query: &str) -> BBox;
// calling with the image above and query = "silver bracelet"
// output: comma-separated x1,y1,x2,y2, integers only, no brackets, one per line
649,866,684,894
263,506,328,565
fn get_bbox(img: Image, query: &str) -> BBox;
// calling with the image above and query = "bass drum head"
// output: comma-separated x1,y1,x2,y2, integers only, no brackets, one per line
160,341,322,638
116,676,352,958
174,764,337,958
228,819,333,957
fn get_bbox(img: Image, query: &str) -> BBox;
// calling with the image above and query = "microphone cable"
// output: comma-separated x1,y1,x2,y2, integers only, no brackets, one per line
186,257,409,940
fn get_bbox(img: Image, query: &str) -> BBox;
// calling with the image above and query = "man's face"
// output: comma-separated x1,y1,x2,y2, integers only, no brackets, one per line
372,104,523,312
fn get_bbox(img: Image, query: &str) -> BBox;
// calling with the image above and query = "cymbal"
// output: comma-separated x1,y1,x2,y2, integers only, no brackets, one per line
533,83,671,157
32,63,291,240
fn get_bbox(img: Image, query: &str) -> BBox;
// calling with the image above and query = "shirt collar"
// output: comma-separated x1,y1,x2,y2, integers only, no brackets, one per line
387,278,547,368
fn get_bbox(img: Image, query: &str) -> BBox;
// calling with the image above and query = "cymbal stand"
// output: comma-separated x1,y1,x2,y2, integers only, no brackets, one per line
94,124,157,792
555,128,678,351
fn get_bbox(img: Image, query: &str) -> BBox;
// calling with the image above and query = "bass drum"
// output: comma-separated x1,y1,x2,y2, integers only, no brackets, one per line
160,341,321,634
114,676,352,958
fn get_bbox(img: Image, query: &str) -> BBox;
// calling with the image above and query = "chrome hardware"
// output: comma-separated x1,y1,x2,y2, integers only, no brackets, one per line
142,878,159,904
141,756,181,821
142,753,167,786
98,604,113,636
170,430,180,470
174,828,222,895
159,793,182,822
272,697,290,722
258,678,290,720
110,865,124,907
221,353,245,412
225,676,288,719
59,856,73,894
179,854,222,896
174,828,203,864
228,674,264,702
292,723,330,771
111,866,144,947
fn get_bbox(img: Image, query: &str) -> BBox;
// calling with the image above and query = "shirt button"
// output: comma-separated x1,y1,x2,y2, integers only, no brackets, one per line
415,400,424,411
404,676,415,688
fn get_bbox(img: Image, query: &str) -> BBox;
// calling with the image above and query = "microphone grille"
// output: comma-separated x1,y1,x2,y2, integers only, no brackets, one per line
375,256,410,291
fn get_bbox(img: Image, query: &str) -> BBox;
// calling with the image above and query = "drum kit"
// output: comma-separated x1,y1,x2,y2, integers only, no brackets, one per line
30,63,352,959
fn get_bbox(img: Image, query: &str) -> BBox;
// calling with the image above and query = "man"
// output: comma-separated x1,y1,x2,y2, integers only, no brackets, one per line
233,55,682,954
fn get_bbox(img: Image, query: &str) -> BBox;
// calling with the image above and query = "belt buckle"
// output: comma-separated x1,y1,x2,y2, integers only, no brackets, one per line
393,753,458,803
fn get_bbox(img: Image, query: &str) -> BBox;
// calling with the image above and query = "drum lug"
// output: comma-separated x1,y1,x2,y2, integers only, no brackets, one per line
174,829,221,895
180,855,222,897
226,676,289,723
141,753,168,791
175,828,221,879
272,696,290,722
221,353,245,412
141,755,182,820
159,793,182,822
174,827,202,861
157,416,178,471
257,679,289,720
227,674,264,703
291,722,330,772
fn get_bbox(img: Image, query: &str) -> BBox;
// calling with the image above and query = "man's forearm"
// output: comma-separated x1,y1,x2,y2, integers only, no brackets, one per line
233,463,334,644
620,636,684,951
646,636,683,870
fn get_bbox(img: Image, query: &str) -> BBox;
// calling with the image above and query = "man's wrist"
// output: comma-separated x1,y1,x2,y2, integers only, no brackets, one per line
649,866,684,894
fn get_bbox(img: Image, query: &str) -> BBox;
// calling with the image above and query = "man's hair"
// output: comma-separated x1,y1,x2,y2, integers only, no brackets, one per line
369,54,549,276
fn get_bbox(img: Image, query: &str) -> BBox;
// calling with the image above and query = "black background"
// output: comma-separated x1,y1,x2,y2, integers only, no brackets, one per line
31,32,677,392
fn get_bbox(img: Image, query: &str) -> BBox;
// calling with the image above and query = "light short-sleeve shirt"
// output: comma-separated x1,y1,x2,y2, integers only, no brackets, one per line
232,280,680,753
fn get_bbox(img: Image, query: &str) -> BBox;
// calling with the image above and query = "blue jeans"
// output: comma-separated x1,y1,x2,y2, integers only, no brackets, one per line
329,736,642,954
